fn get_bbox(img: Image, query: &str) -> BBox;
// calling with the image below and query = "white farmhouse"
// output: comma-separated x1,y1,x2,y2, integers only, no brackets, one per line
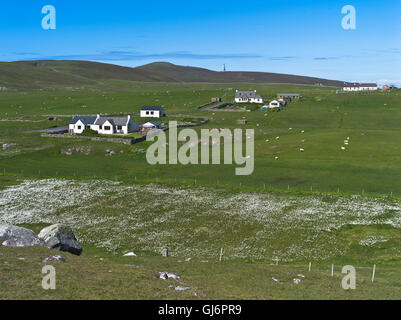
343,83,378,91
68,116,97,134
69,115,139,135
140,106,165,118
234,90,264,103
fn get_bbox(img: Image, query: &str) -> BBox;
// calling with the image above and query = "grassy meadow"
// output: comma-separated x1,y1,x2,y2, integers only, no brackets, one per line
1,82,401,299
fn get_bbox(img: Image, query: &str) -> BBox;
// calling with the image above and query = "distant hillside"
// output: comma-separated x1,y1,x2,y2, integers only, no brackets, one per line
0,60,345,89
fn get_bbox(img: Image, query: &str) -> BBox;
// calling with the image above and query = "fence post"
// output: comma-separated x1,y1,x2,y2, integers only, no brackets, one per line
308,262,311,272
372,264,376,283
219,248,223,262
331,264,334,277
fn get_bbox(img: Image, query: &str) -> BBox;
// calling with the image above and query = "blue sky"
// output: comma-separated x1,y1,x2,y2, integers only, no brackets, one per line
0,0,400,84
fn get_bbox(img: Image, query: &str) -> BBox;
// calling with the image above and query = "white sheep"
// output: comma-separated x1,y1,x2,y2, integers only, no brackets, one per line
341,146,346,150
299,148,305,152
275,156,279,160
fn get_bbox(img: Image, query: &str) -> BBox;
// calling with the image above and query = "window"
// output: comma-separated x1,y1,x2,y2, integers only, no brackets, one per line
146,111,149,115
117,126,122,130
77,125,81,129
151,111,154,115
104,126,111,130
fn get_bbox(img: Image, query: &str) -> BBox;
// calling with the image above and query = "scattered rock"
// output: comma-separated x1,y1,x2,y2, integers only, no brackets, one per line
123,252,136,257
297,274,305,278
168,285,191,291
2,143,16,151
271,277,282,283
293,278,301,284
0,225,44,247
161,248,169,257
185,258,192,262
157,272,181,281
60,146,91,155
38,224,82,256
105,149,115,156
125,264,142,268
42,255,66,263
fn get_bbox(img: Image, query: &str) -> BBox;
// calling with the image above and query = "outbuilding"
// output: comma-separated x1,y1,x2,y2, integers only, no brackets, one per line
140,106,165,118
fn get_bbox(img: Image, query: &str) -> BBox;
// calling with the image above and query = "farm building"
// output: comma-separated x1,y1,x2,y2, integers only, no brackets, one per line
277,94,301,102
140,106,165,118
69,115,139,135
235,90,264,104
343,83,378,91
141,121,162,132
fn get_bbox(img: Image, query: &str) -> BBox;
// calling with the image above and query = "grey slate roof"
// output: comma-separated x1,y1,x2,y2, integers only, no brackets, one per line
343,82,377,87
69,116,97,125
95,116,129,126
235,91,262,99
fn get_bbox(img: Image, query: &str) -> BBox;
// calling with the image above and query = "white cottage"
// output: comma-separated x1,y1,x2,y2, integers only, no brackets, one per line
234,90,264,103
69,115,139,135
343,83,378,91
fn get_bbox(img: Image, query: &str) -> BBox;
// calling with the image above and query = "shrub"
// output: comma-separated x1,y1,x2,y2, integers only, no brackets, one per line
80,129,99,137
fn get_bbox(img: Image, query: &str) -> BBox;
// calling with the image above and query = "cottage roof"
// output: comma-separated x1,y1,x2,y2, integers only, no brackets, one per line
95,116,129,126
235,91,263,100
69,116,97,125
141,106,164,112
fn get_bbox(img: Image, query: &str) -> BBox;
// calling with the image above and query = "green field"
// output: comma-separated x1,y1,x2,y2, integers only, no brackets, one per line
1,81,401,299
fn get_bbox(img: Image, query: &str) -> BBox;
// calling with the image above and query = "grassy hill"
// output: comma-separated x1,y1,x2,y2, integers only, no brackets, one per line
0,60,345,89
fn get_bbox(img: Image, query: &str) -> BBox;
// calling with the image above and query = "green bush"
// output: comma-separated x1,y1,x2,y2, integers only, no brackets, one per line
80,129,100,137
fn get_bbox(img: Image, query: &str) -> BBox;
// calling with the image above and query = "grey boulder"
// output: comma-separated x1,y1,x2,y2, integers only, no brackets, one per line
0,225,44,247
38,224,82,256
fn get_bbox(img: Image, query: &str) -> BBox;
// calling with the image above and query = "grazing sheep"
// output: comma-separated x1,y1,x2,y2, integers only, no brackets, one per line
275,156,279,160
341,146,346,150
299,148,304,152
276,136,280,140
301,130,305,133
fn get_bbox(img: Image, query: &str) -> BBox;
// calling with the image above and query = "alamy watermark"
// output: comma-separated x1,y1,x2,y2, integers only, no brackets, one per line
146,121,254,175
341,265,356,290
42,265,56,290
342,5,356,30
41,5,56,30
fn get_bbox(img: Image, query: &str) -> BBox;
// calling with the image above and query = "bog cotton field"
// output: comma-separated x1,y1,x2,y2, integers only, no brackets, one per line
1,179,400,262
